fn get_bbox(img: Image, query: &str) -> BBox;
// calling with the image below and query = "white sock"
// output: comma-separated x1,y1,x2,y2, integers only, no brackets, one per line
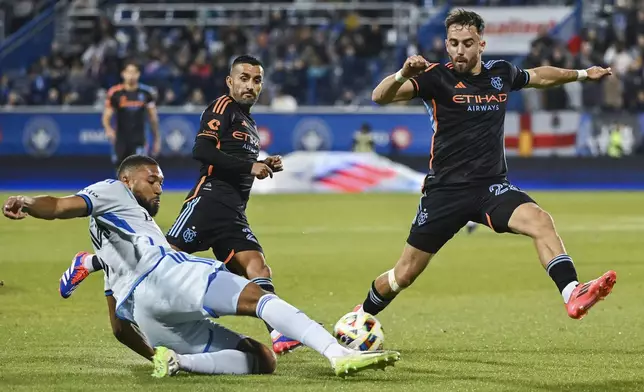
177,350,257,375
562,281,579,304
256,294,350,360
81,253,98,273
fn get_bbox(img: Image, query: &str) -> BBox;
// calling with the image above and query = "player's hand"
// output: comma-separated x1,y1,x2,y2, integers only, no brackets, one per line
105,128,116,144
263,155,283,173
400,55,431,79
251,162,273,180
3,196,28,220
585,66,613,81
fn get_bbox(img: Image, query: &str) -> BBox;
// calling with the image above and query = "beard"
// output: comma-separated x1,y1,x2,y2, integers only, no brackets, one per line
237,94,257,108
451,55,478,74
136,194,160,217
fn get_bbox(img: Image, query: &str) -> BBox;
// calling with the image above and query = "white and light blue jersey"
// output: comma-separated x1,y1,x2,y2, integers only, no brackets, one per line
76,180,170,316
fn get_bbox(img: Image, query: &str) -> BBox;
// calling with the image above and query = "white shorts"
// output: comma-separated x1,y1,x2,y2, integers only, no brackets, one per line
131,250,252,354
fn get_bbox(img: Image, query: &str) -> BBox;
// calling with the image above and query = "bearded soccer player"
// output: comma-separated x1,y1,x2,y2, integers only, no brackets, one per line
352,9,616,321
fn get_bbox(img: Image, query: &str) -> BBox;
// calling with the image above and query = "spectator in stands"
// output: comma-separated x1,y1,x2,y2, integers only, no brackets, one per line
46,87,61,105
161,88,180,106
576,40,605,110
2,0,637,111
184,88,205,110
0,76,10,105
622,56,643,112
604,40,633,76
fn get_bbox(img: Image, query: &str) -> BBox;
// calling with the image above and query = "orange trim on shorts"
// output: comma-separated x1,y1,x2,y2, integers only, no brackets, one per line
223,249,235,264
486,213,495,231
183,166,213,204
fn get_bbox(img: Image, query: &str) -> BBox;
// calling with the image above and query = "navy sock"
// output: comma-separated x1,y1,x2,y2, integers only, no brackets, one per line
91,255,104,271
546,254,578,293
251,277,276,334
362,281,392,316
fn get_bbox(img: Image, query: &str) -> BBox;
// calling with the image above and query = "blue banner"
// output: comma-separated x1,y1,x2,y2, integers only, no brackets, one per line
0,110,434,157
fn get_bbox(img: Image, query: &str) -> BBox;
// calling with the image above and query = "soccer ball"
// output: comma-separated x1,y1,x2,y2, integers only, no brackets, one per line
333,311,385,351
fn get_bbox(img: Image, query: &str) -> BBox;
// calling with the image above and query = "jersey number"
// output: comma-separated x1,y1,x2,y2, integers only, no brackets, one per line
489,183,520,196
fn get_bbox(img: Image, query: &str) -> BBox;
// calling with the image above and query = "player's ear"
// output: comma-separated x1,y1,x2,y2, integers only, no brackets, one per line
226,75,233,90
479,39,486,54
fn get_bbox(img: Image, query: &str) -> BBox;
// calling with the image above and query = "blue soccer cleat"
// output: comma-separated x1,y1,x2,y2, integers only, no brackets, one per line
272,333,304,355
59,252,93,299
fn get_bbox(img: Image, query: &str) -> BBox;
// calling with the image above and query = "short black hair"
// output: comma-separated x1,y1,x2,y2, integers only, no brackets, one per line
445,9,485,35
122,60,140,72
117,155,159,177
230,55,263,71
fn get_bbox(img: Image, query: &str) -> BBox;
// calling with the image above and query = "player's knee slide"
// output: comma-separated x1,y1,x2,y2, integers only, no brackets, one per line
387,269,406,293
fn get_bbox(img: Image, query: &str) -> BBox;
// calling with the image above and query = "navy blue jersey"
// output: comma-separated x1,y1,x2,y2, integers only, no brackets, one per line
410,60,530,186
106,84,156,146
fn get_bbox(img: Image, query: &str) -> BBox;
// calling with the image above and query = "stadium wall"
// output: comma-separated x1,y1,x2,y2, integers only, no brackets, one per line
0,108,643,191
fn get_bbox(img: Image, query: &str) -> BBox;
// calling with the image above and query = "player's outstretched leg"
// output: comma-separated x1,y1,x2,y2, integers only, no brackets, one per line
230,250,303,355
201,272,401,377
152,337,276,378
59,252,103,298
354,244,434,317
507,202,617,319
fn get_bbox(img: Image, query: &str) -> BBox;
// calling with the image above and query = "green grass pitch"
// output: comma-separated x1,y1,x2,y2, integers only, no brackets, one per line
1,191,643,392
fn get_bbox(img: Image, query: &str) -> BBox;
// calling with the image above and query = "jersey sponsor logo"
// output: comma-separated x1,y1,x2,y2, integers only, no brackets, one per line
453,93,507,112
452,93,508,104
207,119,220,131
232,131,260,147
491,77,504,91
118,95,145,108
22,116,60,157
182,227,197,243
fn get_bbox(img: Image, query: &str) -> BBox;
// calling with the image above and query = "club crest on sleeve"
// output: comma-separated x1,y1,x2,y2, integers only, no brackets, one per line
182,227,197,243
491,77,503,91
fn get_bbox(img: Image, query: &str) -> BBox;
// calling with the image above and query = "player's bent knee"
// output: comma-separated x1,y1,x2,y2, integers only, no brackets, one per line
236,282,269,316
529,208,557,238
250,262,271,279
237,254,271,279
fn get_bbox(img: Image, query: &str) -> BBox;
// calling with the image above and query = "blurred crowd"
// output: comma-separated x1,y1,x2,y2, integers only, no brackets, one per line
1,6,393,109
1,0,643,113
522,2,644,113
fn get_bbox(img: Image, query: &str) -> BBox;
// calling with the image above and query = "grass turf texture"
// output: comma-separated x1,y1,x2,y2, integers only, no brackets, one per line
0,192,642,392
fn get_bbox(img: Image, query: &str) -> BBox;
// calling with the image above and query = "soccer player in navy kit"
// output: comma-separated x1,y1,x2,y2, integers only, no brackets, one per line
353,9,617,321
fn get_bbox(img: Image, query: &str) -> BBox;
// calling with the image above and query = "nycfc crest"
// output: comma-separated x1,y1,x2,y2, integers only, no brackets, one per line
491,77,503,91
416,209,428,226
183,227,197,243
